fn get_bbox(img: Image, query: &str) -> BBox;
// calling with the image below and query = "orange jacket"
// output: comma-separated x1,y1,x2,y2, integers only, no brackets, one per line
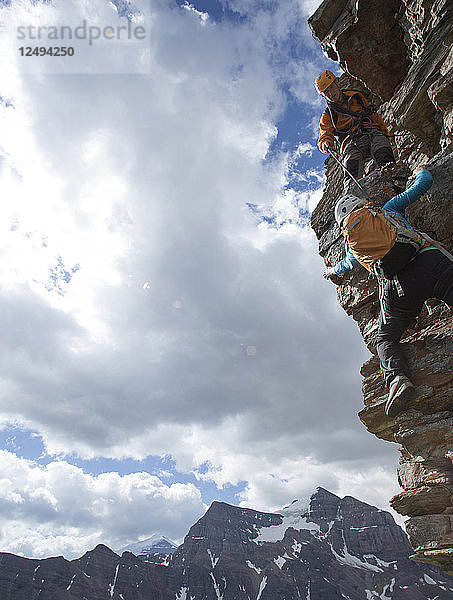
318,91,389,152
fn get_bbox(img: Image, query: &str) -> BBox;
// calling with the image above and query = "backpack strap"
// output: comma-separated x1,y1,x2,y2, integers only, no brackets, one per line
328,93,371,119
375,211,422,248
326,92,373,138
327,92,384,153
324,105,349,142
419,233,453,262
345,216,361,231
378,211,453,259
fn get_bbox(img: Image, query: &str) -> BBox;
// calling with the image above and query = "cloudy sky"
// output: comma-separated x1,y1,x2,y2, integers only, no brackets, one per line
0,0,401,559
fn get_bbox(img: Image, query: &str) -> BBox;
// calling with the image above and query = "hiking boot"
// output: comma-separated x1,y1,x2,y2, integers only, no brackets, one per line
385,375,416,418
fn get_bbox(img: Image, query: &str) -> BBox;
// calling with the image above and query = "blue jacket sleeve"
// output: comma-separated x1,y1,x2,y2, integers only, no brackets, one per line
334,247,359,274
383,169,433,216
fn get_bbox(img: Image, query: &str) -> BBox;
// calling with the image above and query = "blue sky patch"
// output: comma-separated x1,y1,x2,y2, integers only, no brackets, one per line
0,424,247,506
175,0,246,24
46,256,80,295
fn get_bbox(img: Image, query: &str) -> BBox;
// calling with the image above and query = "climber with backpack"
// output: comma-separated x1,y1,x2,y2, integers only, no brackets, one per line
323,169,453,418
315,70,396,185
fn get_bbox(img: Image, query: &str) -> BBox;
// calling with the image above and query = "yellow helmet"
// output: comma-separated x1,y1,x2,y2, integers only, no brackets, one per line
315,70,336,93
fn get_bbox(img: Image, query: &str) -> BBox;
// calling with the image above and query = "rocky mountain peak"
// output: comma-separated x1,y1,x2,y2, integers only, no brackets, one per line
308,486,341,520
93,543,116,554
1,490,453,599
118,533,178,556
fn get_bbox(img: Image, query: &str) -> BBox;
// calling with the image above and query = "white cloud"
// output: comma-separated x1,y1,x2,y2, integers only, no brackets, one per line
299,0,325,19
181,1,210,25
0,450,205,558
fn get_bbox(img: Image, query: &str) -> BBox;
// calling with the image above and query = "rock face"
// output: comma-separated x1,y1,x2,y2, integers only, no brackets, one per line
308,0,410,101
1,488,453,599
309,0,453,576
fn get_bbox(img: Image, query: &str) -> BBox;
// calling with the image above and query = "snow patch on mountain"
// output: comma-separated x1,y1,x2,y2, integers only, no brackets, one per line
119,533,178,556
253,499,319,543
256,576,267,600
246,560,261,573
363,554,397,571
175,587,194,600
207,549,219,569
365,579,395,600
209,572,226,600
331,542,383,573
274,554,290,569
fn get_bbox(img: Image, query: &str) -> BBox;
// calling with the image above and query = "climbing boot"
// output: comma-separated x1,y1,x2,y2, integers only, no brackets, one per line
385,375,416,418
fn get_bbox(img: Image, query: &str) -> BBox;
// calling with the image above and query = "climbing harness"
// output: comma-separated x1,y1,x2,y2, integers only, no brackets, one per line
324,94,375,140
324,92,396,170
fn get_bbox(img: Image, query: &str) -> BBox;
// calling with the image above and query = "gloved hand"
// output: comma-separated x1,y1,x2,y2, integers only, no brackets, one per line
323,267,336,280
321,141,331,153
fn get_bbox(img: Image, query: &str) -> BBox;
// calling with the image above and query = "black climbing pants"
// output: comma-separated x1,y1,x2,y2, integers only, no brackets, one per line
376,249,453,387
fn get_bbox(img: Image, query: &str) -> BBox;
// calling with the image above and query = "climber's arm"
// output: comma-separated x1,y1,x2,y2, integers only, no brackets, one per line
318,111,335,153
334,249,359,274
383,169,433,215
324,248,359,280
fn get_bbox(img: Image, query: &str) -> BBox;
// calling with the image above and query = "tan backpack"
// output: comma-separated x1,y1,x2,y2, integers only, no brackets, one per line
342,204,430,278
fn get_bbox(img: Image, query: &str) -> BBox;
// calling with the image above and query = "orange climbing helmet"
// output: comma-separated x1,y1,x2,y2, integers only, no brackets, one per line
315,70,336,93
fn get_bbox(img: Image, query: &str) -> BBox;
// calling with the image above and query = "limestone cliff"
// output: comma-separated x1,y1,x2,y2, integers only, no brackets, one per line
309,0,453,576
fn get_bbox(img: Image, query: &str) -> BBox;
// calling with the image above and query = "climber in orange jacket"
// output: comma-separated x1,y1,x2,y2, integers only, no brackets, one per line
316,70,396,183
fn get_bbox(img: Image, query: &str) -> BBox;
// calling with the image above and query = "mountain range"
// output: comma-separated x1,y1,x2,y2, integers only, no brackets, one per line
118,533,178,556
0,487,452,599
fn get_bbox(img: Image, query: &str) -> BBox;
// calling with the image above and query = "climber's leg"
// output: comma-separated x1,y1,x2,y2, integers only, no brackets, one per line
371,130,396,168
342,134,369,180
377,249,452,417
